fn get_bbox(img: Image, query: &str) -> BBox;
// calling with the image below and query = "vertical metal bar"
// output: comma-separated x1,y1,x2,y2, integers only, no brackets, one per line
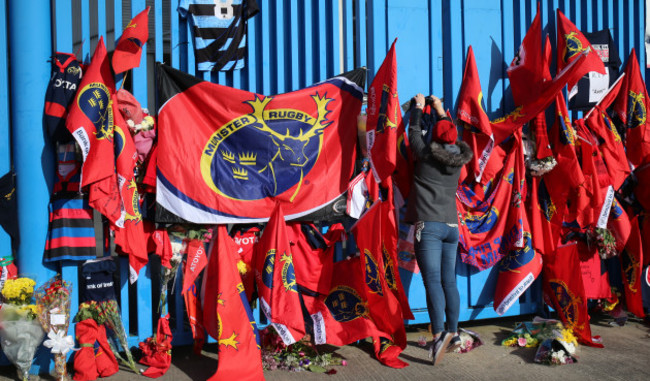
246,10,258,92
354,0,367,72
155,0,163,63
0,0,11,256
8,2,58,374
343,0,354,72
302,0,313,86
119,256,131,338
442,0,462,113
430,0,444,96
81,0,91,59
317,0,328,82
330,0,340,77
261,0,271,93
289,0,300,90
171,0,180,69
98,0,107,40
56,0,74,52
366,0,386,87
276,0,286,92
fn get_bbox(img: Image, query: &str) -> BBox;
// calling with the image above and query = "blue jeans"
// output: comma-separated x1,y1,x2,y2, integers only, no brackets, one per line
414,221,460,335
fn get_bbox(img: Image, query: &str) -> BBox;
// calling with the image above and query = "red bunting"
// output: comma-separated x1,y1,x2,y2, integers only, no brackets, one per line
366,39,401,184
556,9,607,90
112,7,150,74
543,243,604,348
613,49,650,167
204,226,265,381
619,216,645,318
181,239,208,294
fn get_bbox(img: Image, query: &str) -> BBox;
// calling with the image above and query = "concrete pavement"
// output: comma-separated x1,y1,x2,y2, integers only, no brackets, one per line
3,312,649,380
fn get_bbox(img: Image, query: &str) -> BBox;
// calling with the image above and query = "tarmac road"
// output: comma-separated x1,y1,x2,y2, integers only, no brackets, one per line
2,312,649,380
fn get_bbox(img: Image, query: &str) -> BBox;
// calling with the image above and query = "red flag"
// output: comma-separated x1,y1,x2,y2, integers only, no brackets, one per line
183,281,206,355
112,7,150,74
507,6,544,105
556,9,607,90
580,254,612,300
457,130,526,270
393,120,414,198
493,229,542,315
545,91,586,205
301,256,385,347
156,64,364,223
543,243,604,347
584,75,630,190
527,177,562,256
66,38,122,225
287,222,337,295
457,46,494,183
111,94,149,282
139,315,172,378
182,239,208,294
528,35,555,160
607,198,631,253
619,216,645,318
634,163,650,211
380,201,414,320
491,52,589,145
366,39,401,184
232,226,260,302
254,203,305,345
613,49,650,166
204,226,264,381
351,201,408,368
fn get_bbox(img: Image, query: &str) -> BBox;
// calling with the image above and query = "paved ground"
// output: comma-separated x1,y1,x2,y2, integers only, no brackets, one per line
2,312,649,380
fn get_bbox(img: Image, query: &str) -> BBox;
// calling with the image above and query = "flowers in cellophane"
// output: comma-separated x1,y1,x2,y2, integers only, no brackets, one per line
502,317,578,365
0,277,45,381
586,226,618,259
35,277,73,380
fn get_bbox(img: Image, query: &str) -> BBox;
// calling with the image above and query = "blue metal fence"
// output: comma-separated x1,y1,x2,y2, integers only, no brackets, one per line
0,0,648,373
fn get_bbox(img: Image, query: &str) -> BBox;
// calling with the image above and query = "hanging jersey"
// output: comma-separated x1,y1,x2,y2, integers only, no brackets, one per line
569,29,622,110
44,52,83,143
53,142,82,194
43,194,97,263
179,0,260,72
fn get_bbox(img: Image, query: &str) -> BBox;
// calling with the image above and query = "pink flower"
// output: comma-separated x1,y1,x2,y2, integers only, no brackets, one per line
517,337,527,347
341,360,348,366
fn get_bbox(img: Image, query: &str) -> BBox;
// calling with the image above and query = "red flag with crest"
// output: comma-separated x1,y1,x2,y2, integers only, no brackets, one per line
543,243,604,347
111,94,148,282
507,5,544,106
351,201,408,369
619,216,645,318
366,39,401,184
584,75,630,190
301,256,385,347
613,49,650,166
66,37,122,225
457,130,526,270
556,9,607,90
112,7,150,74
203,226,264,381
253,203,305,345
457,46,494,184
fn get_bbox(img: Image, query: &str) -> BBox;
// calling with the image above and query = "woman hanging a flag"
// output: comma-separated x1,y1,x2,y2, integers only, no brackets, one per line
405,93,472,365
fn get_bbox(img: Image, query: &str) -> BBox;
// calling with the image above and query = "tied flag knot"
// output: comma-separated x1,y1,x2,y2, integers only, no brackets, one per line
44,329,76,355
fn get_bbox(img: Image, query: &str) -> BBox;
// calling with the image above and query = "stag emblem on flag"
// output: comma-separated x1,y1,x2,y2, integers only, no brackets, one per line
200,94,333,202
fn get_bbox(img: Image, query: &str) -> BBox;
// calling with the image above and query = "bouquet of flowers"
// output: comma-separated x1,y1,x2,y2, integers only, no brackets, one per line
586,226,617,259
260,326,346,373
98,299,139,374
0,277,45,381
35,277,73,380
502,317,579,365
451,328,484,354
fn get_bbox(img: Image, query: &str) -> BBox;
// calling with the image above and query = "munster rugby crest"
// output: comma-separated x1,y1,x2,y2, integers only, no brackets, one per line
563,31,591,63
325,285,369,322
549,280,583,330
627,91,647,128
364,249,383,295
200,93,333,202
77,82,114,141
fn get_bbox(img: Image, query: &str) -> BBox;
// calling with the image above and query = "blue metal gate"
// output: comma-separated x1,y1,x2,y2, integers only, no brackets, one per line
0,0,647,373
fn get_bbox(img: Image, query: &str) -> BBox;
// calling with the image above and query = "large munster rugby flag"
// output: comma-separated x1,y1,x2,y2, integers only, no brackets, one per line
156,64,365,223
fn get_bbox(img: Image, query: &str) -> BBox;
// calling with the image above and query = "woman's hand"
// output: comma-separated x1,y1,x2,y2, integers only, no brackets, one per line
428,95,446,117
413,93,426,110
